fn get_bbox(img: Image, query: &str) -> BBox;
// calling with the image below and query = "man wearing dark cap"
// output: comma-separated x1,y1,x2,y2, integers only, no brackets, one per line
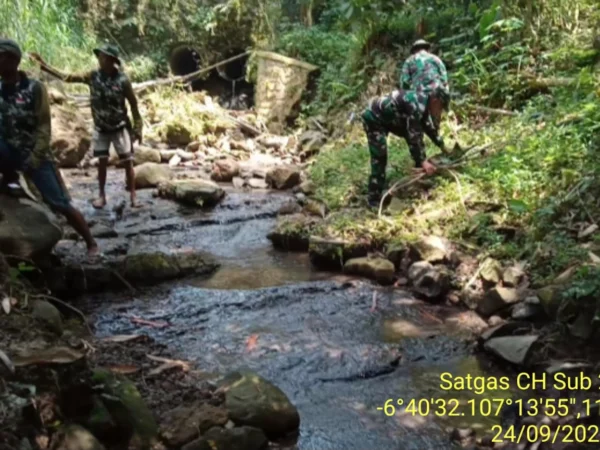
0,38,99,259
400,39,450,151
31,44,143,209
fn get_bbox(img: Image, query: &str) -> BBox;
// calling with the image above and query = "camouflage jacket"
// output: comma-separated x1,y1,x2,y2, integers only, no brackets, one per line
400,50,449,107
365,90,442,147
0,72,52,168
60,69,142,134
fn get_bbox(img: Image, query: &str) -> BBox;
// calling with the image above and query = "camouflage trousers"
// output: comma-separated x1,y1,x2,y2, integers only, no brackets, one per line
361,108,425,203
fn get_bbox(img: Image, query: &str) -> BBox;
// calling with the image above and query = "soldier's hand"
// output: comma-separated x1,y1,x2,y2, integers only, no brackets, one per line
422,160,437,176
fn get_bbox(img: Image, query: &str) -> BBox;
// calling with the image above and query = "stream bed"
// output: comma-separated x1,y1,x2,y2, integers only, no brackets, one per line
61,169,515,450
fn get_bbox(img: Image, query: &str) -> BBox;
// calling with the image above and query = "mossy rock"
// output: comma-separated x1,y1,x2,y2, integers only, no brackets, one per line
91,369,158,448
122,252,180,281
122,251,219,283
308,235,371,270
267,214,320,251
344,257,395,285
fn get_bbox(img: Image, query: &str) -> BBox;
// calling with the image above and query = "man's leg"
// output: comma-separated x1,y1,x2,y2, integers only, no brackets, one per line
406,117,426,167
27,161,99,257
113,129,137,207
91,130,110,209
0,138,22,192
362,114,389,207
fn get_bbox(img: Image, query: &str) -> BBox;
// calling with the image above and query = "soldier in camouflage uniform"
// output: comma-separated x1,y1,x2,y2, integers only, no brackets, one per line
361,89,445,208
400,39,450,147
0,39,99,258
31,44,143,209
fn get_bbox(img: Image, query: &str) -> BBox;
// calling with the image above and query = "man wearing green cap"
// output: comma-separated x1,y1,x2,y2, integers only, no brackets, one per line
400,39,450,150
0,38,99,259
30,44,143,209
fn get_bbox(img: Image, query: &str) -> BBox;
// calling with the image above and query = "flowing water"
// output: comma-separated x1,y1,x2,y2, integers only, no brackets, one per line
62,170,514,450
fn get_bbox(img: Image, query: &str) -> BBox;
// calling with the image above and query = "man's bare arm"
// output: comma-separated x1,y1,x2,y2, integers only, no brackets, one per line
29,53,91,84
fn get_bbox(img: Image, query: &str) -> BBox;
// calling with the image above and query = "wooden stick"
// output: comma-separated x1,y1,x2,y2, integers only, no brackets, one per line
33,294,93,335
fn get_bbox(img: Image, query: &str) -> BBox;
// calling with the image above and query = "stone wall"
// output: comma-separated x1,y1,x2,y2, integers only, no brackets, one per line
254,51,317,134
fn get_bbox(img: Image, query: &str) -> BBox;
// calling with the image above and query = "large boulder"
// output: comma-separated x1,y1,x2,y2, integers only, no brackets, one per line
0,195,62,258
158,180,225,207
408,261,452,299
51,105,91,168
133,146,162,166
218,371,299,438
344,257,395,285
164,123,193,147
134,163,173,189
266,166,302,190
483,335,539,366
182,426,268,450
211,159,240,182
159,404,229,448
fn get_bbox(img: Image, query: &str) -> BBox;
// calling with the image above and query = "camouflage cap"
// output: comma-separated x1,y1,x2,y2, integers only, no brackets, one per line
0,38,22,60
93,43,121,64
411,39,431,52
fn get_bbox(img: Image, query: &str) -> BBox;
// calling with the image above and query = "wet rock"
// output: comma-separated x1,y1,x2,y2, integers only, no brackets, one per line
410,236,451,263
211,159,240,182
232,177,246,189
157,180,225,207
49,424,105,450
134,163,173,189
0,195,62,259
344,257,395,285
159,404,229,448
182,426,267,450
484,335,539,365
408,261,452,299
122,251,218,282
218,370,300,438
247,178,269,190
90,369,158,448
90,223,118,239
51,105,91,168
450,427,475,442
133,146,161,165
265,166,301,190
503,265,525,287
511,302,543,320
32,300,63,335
480,258,502,284
476,287,521,317
308,236,371,269
268,214,319,251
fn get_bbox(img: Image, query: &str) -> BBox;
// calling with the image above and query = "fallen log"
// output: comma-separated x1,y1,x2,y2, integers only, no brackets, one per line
132,52,251,94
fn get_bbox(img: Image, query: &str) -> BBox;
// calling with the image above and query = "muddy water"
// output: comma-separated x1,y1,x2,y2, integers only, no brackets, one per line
64,170,513,449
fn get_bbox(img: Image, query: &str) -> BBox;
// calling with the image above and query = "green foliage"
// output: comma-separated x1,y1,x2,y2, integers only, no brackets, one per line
0,0,96,73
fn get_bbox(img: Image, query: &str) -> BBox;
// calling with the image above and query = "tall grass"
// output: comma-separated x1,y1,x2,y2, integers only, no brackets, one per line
0,0,96,73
